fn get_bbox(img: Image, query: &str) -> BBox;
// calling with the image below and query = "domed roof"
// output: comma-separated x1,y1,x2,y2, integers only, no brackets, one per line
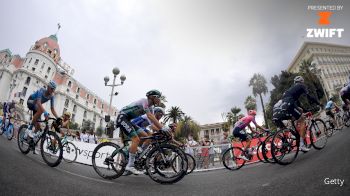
34,34,61,62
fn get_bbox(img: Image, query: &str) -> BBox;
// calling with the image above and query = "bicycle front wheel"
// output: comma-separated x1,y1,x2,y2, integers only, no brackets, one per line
310,119,327,150
17,125,30,154
324,120,334,137
222,147,246,170
271,129,299,165
92,142,126,180
7,124,14,140
262,134,276,163
40,131,63,167
62,141,78,163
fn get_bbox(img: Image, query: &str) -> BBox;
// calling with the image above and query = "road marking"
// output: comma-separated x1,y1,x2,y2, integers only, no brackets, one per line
55,168,116,184
262,183,270,187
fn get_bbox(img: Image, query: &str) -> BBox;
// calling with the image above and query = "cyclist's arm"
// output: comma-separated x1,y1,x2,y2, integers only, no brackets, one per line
50,107,58,118
146,112,163,130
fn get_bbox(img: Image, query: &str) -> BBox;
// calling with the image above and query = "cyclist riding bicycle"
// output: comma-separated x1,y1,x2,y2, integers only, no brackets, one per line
325,97,341,129
115,90,170,175
340,81,350,106
232,110,268,161
272,76,321,152
2,100,16,130
25,81,60,139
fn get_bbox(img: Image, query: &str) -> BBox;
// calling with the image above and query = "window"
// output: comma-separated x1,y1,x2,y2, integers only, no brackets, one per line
68,81,72,87
64,99,69,107
75,95,79,99
22,87,28,97
86,101,88,106
47,49,52,55
205,130,209,136
73,105,77,112
32,67,36,72
0,72,3,79
45,75,48,79
93,114,96,122
25,77,31,85
34,59,39,65
72,114,75,122
47,67,51,74
211,129,214,135
63,108,67,115
41,62,45,69
87,94,90,99
20,99,24,105
216,128,220,134
29,58,32,64
77,88,80,93
94,99,97,104
84,111,87,118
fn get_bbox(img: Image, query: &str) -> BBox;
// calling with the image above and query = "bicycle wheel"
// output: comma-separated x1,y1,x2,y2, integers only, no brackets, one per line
256,143,266,163
17,125,30,154
262,134,276,163
40,131,63,167
92,142,126,180
309,119,327,150
343,114,350,127
222,147,246,170
336,115,344,130
271,129,299,165
7,124,14,140
324,120,334,137
62,141,78,163
146,144,187,184
185,153,196,174
0,123,4,135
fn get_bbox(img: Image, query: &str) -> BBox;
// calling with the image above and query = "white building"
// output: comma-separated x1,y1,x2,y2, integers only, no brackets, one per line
199,122,232,143
0,34,117,130
288,42,350,97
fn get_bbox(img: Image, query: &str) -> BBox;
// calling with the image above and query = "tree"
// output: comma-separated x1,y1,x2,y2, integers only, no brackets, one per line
174,116,200,141
244,95,257,112
96,126,103,136
230,106,241,124
164,106,185,123
82,120,94,131
249,73,269,128
69,122,79,130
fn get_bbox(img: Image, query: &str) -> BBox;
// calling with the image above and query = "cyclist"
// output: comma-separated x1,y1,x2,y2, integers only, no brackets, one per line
272,76,321,152
325,97,341,129
232,109,268,161
131,107,165,134
1,100,16,131
340,82,350,106
25,81,60,139
115,90,170,175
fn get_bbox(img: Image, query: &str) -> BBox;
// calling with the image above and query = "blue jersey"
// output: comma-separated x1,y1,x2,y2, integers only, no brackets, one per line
29,88,55,107
131,114,152,132
325,101,334,110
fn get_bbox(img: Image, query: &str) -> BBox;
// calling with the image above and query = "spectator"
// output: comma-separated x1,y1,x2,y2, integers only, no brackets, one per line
74,131,81,141
201,137,210,169
81,129,89,143
88,130,97,144
220,132,230,164
185,134,198,156
209,139,215,166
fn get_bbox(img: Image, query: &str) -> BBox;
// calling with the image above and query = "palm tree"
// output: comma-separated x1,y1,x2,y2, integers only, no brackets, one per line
244,95,257,112
175,116,200,141
230,106,241,123
249,73,269,128
164,106,185,123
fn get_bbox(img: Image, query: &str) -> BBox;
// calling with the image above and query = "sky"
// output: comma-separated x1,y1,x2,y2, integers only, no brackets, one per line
1,0,350,125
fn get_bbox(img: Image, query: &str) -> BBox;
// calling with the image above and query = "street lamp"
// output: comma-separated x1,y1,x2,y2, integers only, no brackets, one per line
310,61,329,101
104,67,126,137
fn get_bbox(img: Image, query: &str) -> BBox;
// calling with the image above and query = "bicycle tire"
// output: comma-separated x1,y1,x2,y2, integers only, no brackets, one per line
0,123,4,135
146,143,187,184
256,142,265,163
309,119,327,150
17,125,30,154
271,129,300,165
336,114,344,130
324,120,334,137
92,142,126,180
62,141,78,163
262,134,276,163
7,124,14,140
185,153,196,174
40,131,63,167
343,114,350,127
222,147,246,170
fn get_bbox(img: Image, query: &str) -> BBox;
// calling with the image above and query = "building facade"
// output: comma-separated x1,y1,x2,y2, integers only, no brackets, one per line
199,122,233,143
0,34,117,130
288,42,350,97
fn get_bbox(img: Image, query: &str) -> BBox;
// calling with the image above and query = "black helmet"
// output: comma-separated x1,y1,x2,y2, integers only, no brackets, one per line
294,76,304,84
146,89,162,98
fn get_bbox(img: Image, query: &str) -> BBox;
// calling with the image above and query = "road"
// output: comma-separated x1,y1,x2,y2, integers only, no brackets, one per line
0,128,349,196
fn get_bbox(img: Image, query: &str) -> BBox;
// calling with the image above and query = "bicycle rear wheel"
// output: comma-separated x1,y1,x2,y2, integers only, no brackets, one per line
17,125,30,154
310,119,327,150
92,142,126,180
256,143,266,163
62,141,78,163
7,124,14,140
262,134,276,163
324,120,334,137
40,131,63,167
222,147,246,170
271,129,299,165
343,113,350,127
336,115,344,130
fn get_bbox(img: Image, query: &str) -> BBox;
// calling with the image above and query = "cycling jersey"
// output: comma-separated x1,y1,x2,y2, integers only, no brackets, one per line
282,83,319,104
340,85,350,96
28,88,55,108
3,102,15,114
119,98,152,119
234,115,256,130
325,101,334,110
131,114,152,129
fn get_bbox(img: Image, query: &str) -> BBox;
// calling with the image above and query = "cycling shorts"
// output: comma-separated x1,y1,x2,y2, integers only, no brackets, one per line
232,127,251,141
116,114,144,138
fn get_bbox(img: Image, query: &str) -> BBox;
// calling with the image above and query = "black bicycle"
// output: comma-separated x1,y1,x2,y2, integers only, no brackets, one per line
92,130,187,184
17,118,63,167
0,116,15,140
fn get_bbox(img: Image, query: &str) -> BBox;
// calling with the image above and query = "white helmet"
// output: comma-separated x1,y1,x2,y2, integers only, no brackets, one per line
154,107,165,115
294,76,304,84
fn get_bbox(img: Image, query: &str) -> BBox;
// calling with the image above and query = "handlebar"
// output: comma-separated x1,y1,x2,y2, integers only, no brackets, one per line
37,117,57,123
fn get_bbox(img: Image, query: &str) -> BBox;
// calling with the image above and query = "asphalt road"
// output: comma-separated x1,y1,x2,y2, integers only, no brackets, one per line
0,128,349,196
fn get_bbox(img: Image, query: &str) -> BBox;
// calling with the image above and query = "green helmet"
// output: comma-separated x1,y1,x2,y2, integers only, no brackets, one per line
146,89,162,98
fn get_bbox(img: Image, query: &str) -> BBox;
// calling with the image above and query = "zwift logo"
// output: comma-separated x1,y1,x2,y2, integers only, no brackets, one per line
306,5,344,38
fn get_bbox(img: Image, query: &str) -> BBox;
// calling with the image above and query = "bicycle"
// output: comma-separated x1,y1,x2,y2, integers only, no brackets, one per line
222,131,269,171
271,109,327,165
324,108,344,137
60,133,78,163
0,116,15,140
17,117,63,167
91,130,187,184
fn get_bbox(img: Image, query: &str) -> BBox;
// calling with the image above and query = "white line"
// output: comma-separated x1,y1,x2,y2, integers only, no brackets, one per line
55,167,116,184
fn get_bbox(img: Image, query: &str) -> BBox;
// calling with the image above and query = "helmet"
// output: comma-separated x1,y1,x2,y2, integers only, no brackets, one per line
146,89,162,98
43,111,50,117
248,110,257,116
154,107,165,115
294,76,304,83
48,80,57,89
64,111,71,117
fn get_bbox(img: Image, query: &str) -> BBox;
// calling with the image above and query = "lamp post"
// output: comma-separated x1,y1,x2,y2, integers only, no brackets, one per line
310,61,329,101
104,67,126,137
